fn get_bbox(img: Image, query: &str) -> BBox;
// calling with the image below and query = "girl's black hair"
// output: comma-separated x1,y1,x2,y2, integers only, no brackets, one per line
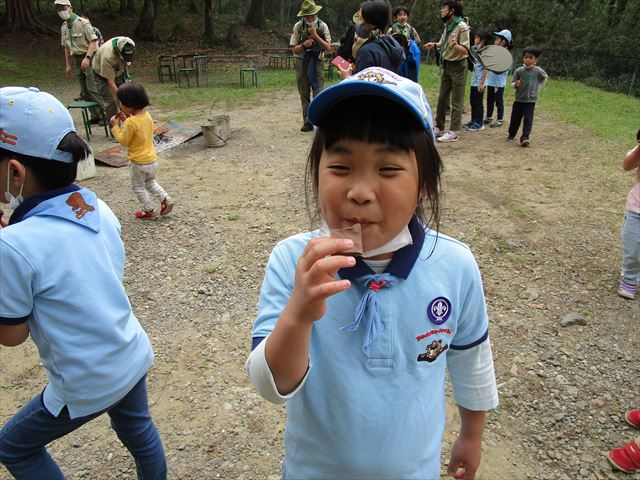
392,5,410,17
0,132,91,190
523,46,542,58
116,82,150,110
361,0,391,31
474,28,491,45
441,0,463,17
305,96,443,230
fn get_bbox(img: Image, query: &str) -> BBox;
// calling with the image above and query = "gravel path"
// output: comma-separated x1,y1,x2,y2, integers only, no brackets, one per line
1,90,638,480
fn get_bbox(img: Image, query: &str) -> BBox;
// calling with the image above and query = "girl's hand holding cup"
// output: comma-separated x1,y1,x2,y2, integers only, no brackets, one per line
288,237,356,324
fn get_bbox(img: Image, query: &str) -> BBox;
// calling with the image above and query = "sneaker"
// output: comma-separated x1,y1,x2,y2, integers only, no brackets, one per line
160,197,175,216
490,119,504,128
465,123,484,132
626,409,640,428
433,127,444,138
135,209,156,220
520,138,530,147
483,117,492,125
437,131,458,143
463,121,474,129
608,439,640,474
506,136,515,141
300,122,314,132
618,279,637,299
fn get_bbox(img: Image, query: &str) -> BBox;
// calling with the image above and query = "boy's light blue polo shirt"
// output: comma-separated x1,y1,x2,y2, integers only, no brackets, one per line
252,218,490,479
0,187,153,419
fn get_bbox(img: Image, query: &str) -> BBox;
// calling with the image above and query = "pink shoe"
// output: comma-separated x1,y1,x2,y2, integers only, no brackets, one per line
608,439,640,473
135,209,156,220
626,410,640,429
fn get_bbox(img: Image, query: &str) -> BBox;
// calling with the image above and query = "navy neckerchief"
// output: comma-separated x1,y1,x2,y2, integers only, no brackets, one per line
9,184,80,225
338,216,427,356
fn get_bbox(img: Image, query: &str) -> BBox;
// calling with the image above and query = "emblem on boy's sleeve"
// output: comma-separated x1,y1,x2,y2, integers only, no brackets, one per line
66,192,95,219
417,339,448,362
427,296,451,325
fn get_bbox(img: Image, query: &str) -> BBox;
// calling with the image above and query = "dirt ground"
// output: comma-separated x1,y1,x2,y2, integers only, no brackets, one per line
1,84,638,480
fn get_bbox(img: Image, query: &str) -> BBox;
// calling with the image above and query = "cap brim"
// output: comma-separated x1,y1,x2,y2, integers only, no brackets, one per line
308,80,431,134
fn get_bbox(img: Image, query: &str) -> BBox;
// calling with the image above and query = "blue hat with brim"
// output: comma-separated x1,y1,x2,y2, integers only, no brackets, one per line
0,87,75,163
308,67,434,138
493,29,512,43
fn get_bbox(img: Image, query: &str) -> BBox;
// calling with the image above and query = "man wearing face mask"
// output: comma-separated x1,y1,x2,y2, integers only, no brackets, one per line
86,37,136,121
424,0,470,143
54,0,102,126
290,0,332,132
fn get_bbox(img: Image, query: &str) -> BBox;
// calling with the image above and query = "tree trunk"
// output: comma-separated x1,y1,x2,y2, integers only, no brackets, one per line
134,0,159,40
5,0,57,33
119,0,135,15
245,0,265,28
279,0,284,27
188,0,198,13
203,0,214,44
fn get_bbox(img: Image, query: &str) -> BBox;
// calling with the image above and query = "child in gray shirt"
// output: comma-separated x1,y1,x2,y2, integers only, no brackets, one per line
507,46,549,147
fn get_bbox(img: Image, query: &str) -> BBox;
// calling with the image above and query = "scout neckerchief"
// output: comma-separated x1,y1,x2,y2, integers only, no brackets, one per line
338,216,426,357
440,16,462,66
66,13,80,49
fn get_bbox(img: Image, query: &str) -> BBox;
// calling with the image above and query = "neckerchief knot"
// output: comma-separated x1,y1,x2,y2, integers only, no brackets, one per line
341,273,398,357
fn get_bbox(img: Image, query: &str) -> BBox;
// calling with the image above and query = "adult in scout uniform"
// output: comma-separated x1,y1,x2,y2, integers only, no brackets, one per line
424,0,470,143
87,37,135,121
54,0,101,124
290,0,332,132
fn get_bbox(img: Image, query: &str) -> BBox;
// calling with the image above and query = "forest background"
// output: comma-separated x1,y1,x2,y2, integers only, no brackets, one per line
2,0,639,96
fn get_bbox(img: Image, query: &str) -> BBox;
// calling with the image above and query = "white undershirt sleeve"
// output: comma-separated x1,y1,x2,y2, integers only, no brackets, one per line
447,339,499,411
245,335,312,405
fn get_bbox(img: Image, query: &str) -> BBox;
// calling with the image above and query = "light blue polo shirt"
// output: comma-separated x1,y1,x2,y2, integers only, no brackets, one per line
486,70,509,88
252,218,490,479
0,186,154,419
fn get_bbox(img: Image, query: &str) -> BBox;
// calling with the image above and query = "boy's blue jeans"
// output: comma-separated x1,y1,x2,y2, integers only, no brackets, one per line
621,210,640,284
0,374,166,480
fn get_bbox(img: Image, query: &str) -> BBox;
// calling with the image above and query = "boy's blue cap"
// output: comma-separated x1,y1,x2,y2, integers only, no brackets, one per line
308,67,434,138
493,29,512,43
0,86,75,164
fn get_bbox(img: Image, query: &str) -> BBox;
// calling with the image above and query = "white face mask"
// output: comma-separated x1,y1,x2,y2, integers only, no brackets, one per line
4,166,24,210
58,10,71,20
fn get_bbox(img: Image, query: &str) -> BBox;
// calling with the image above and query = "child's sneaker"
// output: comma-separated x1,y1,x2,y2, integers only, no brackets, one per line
626,409,640,428
483,117,492,125
160,197,175,216
437,131,458,143
520,138,530,147
490,119,504,127
433,127,444,138
463,121,474,130
135,209,156,220
618,279,637,299
608,439,640,474
506,136,515,141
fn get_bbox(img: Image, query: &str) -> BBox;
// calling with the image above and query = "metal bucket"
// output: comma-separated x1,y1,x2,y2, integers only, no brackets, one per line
201,114,230,148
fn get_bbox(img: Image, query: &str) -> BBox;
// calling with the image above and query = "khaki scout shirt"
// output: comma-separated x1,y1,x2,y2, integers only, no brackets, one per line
438,19,470,62
91,39,125,81
61,14,97,56
290,19,331,59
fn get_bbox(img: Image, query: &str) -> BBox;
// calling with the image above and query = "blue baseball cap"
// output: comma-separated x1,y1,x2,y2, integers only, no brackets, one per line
493,29,512,43
0,86,75,163
308,67,434,138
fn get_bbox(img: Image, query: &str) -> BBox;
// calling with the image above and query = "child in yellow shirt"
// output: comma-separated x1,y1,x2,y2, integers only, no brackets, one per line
110,82,175,219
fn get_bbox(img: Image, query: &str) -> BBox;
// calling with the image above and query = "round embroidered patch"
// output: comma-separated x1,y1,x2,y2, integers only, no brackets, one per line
428,297,451,325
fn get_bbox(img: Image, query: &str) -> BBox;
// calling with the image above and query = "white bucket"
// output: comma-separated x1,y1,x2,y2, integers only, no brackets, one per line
201,115,230,147
76,152,96,181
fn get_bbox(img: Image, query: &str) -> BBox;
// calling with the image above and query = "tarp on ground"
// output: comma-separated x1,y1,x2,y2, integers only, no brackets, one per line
94,120,202,167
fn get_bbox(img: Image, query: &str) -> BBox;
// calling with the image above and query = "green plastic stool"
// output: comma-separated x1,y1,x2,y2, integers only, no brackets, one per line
67,101,110,140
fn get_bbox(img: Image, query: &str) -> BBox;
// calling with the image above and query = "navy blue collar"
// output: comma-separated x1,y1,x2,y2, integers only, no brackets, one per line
9,184,80,225
338,216,426,281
